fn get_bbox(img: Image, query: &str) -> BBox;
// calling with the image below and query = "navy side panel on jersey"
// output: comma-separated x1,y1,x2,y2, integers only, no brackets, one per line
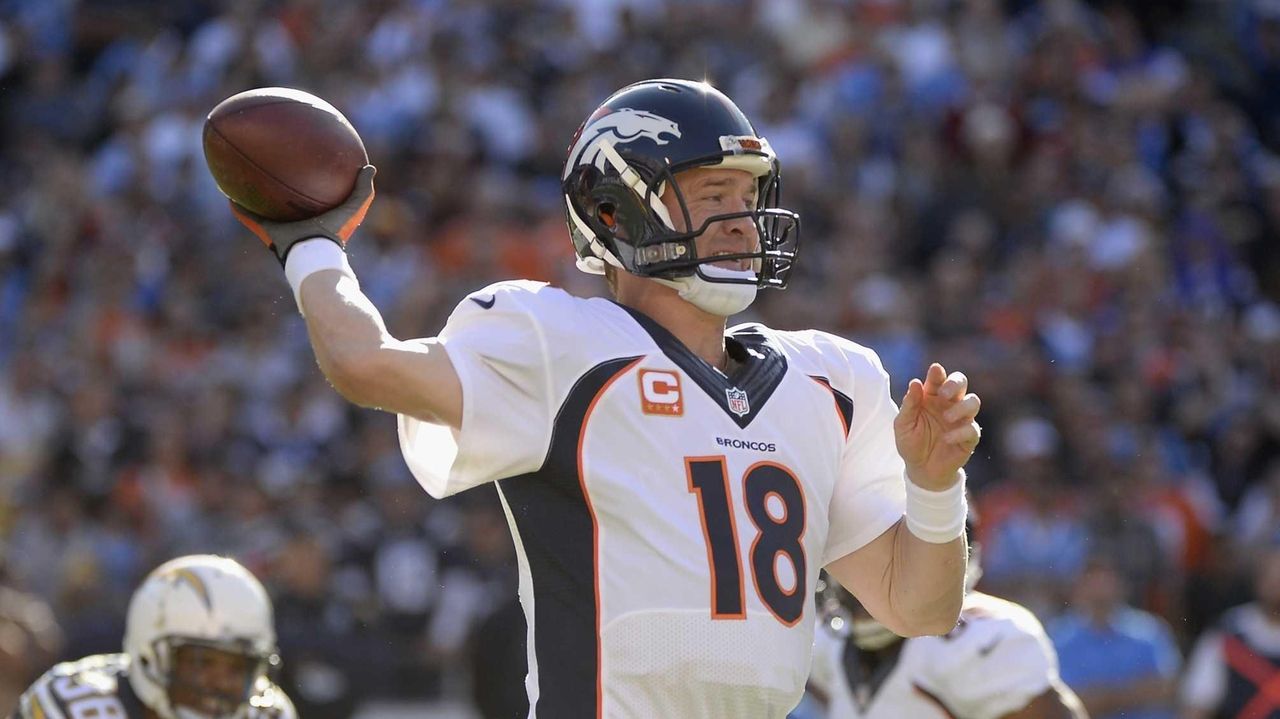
810,375,854,438
497,356,642,719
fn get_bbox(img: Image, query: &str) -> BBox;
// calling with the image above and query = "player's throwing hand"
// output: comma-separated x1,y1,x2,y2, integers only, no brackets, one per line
893,362,981,491
230,165,377,265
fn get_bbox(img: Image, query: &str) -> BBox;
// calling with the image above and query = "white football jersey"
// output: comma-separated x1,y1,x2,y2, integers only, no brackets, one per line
808,592,1060,719
13,653,295,719
398,281,908,719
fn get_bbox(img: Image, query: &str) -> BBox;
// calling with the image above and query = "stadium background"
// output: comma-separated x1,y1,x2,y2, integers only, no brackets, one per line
2,0,1279,717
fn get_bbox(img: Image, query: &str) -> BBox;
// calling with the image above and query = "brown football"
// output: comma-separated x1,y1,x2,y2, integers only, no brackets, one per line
203,87,368,222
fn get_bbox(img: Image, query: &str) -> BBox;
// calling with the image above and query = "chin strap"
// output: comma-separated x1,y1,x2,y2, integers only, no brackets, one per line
655,264,759,316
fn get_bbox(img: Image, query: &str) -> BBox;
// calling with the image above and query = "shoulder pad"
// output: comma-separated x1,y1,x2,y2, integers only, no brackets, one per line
19,655,131,719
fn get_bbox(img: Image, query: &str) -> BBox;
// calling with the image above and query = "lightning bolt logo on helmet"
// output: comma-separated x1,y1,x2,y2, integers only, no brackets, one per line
158,567,214,612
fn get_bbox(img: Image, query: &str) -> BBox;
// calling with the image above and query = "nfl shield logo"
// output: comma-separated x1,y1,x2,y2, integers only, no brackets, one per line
726,387,750,417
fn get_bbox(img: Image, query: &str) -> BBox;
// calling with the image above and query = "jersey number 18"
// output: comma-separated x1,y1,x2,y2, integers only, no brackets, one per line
686,456,807,626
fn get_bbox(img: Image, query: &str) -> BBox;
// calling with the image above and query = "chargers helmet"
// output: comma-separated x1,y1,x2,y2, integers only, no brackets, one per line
123,555,280,719
562,78,800,315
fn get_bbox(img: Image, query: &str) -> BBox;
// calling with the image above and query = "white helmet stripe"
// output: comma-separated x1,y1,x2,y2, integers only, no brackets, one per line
564,197,621,273
597,138,676,231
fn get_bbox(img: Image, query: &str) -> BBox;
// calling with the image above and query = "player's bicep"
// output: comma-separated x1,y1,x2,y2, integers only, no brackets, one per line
299,270,462,426
368,337,463,428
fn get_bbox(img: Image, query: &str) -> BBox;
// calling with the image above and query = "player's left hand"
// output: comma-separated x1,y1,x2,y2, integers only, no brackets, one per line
893,362,981,491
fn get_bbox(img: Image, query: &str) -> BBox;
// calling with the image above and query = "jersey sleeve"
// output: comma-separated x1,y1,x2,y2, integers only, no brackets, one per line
397,281,562,498
817,335,908,566
931,603,1060,719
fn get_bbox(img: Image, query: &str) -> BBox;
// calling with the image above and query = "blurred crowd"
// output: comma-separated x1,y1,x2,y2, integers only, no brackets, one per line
1,0,1279,717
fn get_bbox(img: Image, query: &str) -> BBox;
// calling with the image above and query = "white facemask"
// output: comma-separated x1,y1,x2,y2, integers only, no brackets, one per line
656,264,758,317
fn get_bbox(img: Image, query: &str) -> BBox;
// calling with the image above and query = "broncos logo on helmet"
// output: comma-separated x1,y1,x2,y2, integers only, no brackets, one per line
564,107,683,177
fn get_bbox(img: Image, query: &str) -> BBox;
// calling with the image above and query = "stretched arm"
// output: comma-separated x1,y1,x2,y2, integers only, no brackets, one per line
228,167,463,429
298,268,462,428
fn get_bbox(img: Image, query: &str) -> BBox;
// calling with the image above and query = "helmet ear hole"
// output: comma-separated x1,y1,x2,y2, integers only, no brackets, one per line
598,204,617,228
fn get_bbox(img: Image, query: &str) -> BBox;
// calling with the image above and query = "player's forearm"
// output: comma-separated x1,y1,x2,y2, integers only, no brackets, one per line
889,519,967,635
824,478,967,636
879,467,969,635
298,270,462,426
299,270,398,403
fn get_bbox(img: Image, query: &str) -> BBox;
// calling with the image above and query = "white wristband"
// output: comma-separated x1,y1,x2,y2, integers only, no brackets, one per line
904,471,968,544
284,239,358,315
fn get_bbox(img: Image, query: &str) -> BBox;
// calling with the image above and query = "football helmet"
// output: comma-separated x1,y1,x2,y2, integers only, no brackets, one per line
562,78,800,315
124,555,280,719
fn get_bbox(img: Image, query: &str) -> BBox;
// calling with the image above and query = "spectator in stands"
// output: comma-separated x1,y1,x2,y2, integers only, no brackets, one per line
1181,540,1280,719
1051,553,1181,719
1,0,1279,713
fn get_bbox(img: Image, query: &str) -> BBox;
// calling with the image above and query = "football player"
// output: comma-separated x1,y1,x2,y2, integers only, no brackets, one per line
10,555,294,719
805,555,1087,719
230,78,983,717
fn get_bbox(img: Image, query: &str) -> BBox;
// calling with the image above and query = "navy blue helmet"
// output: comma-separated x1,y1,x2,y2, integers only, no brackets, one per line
561,79,800,289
